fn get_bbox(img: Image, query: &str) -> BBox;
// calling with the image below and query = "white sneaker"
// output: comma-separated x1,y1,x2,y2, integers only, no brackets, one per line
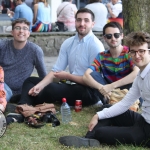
93,100,103,107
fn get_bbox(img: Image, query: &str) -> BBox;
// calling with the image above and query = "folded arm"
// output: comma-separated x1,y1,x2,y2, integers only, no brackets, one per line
100,66,139,95
83,68,103,90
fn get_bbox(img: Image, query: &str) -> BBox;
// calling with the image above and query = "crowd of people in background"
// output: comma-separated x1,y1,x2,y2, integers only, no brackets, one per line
0,0,123,32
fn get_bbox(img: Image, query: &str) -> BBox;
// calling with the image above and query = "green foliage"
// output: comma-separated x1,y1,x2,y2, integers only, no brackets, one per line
0,106,149,150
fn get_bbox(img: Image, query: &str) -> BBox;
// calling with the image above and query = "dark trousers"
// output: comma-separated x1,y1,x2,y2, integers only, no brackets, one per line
90,71,132,104
85,105,150,147
18,77,99,106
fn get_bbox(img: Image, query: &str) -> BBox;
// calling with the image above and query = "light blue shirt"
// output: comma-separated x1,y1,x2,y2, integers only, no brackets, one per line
37,2,51,23
52,31,105,76
11,3,33,31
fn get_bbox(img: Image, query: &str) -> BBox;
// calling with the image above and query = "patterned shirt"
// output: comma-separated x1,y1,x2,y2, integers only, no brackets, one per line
89,46,134,83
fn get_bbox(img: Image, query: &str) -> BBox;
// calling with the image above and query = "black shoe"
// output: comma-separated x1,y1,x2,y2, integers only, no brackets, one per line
59,136,100,148
6,113,24,125
42,112,60,127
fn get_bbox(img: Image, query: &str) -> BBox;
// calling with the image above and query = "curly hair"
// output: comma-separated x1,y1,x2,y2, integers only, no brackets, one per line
125,32,150,49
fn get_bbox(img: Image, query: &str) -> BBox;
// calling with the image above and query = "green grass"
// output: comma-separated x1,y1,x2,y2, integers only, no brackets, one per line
0,105,149,150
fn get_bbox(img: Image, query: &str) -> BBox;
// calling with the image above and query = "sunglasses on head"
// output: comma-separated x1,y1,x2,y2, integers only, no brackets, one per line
104,33,122,39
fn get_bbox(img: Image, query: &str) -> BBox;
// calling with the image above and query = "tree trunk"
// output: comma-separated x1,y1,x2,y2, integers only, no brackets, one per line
123,0,150,35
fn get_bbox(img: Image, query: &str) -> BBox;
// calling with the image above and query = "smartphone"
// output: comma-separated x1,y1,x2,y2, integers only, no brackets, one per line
7,8,11,17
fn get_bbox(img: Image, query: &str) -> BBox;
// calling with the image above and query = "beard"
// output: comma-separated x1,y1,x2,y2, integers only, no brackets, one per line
107,40,122,48
76,26,90,38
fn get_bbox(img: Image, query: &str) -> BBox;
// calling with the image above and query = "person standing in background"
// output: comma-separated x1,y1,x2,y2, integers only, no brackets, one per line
32,0,51,32
57,0,77,32
85,0,108,31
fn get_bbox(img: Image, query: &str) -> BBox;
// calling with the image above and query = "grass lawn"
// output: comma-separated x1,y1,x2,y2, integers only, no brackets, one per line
0,105,149,150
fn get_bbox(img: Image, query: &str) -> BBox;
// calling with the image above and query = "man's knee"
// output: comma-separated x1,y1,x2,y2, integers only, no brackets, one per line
90,71,107,85
24,77,42,85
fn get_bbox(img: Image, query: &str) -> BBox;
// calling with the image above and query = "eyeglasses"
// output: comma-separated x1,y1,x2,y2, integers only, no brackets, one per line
14,26,29,31
104,33,122,39
129,49,150,57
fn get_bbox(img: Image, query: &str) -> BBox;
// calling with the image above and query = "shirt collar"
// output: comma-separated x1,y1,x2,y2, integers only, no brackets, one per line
140,62,150,79
75,30,93,42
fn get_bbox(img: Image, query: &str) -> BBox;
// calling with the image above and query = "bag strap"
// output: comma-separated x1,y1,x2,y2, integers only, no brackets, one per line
57,3,70,17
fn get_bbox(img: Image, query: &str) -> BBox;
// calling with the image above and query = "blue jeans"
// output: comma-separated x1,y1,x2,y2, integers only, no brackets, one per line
90,71,132,104
4,83,13,102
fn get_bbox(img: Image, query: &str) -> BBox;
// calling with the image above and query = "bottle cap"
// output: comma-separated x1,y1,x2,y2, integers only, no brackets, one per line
62,98,66,102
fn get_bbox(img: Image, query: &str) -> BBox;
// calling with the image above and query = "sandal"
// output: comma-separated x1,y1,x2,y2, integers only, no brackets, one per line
24,114,45,128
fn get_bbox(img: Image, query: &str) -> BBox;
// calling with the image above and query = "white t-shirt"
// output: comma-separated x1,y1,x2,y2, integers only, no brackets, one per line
85,3,108,31
110,2,122,18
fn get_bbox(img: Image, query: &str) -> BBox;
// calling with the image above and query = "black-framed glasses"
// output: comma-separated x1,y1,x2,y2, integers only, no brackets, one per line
14,26,29,31
129,49,150,57
104,33,122,39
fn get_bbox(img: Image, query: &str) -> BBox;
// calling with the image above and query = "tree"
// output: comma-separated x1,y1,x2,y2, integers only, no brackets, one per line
123,0,150,35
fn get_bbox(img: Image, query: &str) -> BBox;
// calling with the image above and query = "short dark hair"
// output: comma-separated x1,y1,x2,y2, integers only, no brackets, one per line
103,22,123,35
12,18,30,30
75,8,95,21
125,32,150,49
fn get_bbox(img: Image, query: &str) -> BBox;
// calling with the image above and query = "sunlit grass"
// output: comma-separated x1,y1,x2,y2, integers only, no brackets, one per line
1,105,148,150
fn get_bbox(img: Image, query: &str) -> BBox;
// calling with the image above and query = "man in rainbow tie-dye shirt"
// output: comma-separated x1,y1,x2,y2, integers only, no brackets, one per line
83,22,139,104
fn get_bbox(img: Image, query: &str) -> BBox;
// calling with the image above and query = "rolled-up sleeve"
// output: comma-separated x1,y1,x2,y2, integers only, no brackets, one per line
52,42,68,72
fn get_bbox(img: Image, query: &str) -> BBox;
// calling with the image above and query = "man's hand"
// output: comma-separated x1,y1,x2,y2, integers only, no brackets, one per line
54,71,69,80
7,10,14,18
28,84,44,96
99,84,114,96
104,92,112,101
88,114,99,131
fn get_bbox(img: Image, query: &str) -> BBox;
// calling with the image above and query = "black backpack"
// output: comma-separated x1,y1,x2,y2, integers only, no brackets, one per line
51,22,68,32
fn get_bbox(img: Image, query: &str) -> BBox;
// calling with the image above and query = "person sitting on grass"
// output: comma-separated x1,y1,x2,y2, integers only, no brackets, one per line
16,8,104,107
59,31,150,148
83,21,139,105
0,18,46,103
6,8,105,125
